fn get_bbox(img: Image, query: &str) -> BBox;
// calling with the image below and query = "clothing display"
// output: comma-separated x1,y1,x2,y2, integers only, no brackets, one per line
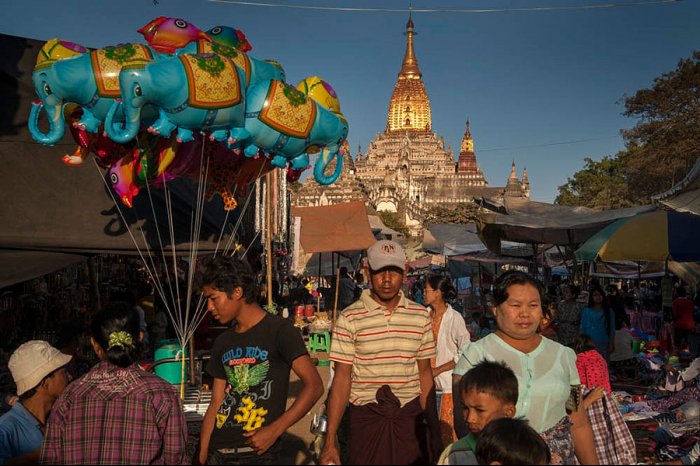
585,388,637,464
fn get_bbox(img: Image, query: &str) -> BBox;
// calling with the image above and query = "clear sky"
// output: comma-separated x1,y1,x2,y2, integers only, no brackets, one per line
2,0,698,202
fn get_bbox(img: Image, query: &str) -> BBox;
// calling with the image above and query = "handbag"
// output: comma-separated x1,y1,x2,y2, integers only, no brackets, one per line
585,387,637,464
663,370,685,393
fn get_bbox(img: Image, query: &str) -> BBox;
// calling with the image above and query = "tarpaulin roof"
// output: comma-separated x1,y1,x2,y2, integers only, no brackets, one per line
301,251,360,276
652,156,700,214
0,34,255,288
291,202,376,253
368,215,404,240
589,260,666,279
423,223,535,257
476,197,657,251
422,224,483,256
407,254,445,270
449,250,532,265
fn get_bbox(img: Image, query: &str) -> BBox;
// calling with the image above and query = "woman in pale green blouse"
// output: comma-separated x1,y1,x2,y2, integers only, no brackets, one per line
452,271,598,465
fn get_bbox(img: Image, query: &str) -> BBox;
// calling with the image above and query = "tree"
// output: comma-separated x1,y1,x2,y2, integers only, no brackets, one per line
377,211,410,237
557,51,700,208
621,51,700,202
422,203,480,225
555,155,633,209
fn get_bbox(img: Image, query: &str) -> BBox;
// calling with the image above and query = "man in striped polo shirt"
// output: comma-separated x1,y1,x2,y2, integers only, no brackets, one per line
320,240,439,465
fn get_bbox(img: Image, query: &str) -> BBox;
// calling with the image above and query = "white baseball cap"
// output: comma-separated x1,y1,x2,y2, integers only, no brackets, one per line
366,240,406,271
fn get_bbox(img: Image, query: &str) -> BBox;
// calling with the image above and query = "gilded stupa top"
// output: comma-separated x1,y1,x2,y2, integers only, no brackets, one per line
399,15,421,80
386,15,432,133
461,119,474,153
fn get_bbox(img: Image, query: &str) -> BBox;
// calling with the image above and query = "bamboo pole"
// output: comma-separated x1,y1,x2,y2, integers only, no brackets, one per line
179,349,186,400
266,172,273,310
317,252,322,314
333,259,341,323
189,337,196,387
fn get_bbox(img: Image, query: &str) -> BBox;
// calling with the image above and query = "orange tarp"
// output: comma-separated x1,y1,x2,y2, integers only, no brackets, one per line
292,202,376,253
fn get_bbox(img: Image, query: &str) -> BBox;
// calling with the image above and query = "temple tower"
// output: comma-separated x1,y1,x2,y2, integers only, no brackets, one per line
457,119,478,175
386,15,432,133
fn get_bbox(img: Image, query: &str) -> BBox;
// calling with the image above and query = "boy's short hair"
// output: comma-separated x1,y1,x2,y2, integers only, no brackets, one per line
460,360,518,405
475,418,551,465
195,256,257,304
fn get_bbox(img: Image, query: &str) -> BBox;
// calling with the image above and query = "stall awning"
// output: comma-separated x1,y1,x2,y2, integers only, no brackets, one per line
291,202,377,253
476,197,656,251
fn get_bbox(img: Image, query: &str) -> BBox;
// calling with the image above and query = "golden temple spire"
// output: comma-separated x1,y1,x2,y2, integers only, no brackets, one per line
461,119,474,153
386,14,432,133
399,12,422,80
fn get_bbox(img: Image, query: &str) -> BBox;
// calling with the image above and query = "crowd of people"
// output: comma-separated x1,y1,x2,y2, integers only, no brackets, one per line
1,238,699,464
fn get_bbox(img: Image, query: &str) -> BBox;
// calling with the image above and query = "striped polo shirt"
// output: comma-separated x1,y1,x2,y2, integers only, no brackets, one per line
329,289,436,406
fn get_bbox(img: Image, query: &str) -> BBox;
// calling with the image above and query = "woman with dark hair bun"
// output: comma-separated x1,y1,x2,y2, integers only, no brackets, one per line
424,273,470,446
40,302,187,465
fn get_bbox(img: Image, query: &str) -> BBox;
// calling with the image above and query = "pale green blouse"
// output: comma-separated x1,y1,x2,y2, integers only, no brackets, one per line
453,333,580,433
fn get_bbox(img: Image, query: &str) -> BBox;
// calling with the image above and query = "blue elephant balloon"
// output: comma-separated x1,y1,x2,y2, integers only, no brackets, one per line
29,40,158,145
236,79,348,185
105,52,249,144
177,39,285,87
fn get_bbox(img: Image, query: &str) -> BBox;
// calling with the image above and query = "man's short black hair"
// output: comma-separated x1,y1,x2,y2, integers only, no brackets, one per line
460,360,518,405
195,256,257,304
475,418,550,465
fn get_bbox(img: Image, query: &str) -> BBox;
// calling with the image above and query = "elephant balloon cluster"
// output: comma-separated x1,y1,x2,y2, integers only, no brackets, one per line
28,17,349,210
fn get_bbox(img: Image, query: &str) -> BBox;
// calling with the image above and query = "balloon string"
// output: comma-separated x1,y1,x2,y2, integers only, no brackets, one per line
92,159,180,339
221,161,267,256
94,136,269,378
139,137,181,340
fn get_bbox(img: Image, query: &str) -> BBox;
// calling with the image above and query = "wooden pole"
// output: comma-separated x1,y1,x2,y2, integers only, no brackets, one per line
189,337,196,387
333,257,341,322
266,172,273,310
317,252,322,314
478,261,483,312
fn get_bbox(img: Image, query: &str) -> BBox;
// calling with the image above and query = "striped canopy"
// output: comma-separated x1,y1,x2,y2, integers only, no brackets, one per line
575,210,700,262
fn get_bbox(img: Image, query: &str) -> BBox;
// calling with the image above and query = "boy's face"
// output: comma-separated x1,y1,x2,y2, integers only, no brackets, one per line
461,388,516,435
202,285,242,325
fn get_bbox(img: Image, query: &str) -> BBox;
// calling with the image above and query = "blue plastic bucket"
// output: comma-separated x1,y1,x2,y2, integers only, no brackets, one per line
154,339,188,384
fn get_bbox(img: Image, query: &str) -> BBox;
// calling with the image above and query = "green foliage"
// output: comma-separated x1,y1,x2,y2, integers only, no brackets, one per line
555,156,633,209
378,211,410,237
557,51,700,208
422,204,480,225
621,51,700,203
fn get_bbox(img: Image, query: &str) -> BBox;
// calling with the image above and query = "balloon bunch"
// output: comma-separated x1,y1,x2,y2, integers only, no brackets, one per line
28,17,349,210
